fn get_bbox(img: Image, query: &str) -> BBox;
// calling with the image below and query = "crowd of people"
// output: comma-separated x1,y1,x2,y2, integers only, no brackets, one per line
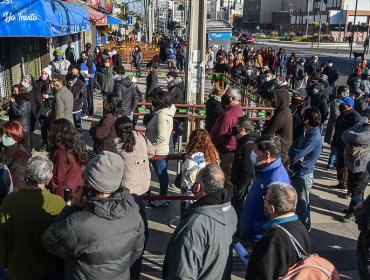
1,38,370,280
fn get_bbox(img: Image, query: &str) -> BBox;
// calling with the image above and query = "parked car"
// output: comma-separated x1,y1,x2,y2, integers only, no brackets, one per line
238,33,255,44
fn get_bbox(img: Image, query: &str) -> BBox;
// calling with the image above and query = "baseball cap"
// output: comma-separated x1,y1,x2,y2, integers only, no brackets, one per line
338,96,354,107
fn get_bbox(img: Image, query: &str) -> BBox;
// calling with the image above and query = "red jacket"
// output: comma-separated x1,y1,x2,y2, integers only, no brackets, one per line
49,144,84,198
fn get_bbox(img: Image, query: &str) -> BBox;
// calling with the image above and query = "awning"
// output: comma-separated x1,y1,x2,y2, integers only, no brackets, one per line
107,15,125,25
0,0,91,37
83,5,108,26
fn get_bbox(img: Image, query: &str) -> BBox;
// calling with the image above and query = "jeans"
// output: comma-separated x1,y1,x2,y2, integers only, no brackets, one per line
327,148,337,168
176,57,185,70
73,111,83,132
151,159,169,196
348,171,368,207
292,173,314,232
276,65,285,76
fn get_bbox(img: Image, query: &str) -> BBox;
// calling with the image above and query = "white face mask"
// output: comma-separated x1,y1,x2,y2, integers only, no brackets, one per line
328,63,333,67
166,77,171,83
21,80,31,89
1,135,16,146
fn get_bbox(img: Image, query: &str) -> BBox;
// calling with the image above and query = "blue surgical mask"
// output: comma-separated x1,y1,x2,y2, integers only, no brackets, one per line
250,151,258,166
313,89,319,95
1,135,16,147
55,55,62,61
112,75,117,81
265,77,272,82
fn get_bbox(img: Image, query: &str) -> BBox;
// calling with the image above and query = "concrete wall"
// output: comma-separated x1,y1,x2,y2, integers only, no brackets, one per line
260,0,283,24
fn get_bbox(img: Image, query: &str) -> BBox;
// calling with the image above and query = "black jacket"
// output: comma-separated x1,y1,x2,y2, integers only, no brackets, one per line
65,46,76,66
332,109,361,150
205,96,224,132
246,219,311,279
231,64,246,80
42,189,145,280
146,70,158,97
35,79,53,118
214,63,229,74
113,77,139,117
290,96,311,143
262,88,293,165
323,66,339,85
8,98,32,132
112,54,122,68
67,78,87,112
310,92,329,124
354,94,368,116
168,79,185,103
29,88,43,131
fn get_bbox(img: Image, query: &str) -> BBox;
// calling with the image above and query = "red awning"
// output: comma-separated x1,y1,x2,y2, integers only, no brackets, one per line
72,1,108,26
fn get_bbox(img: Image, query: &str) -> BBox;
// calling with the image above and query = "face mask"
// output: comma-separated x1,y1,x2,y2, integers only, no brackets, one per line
70,45,75,49
328,63,333,67
265,77,272,82
96,49,100,54
112,50,117,55
344,92,350,98
21,80,31,88
221,94,232,107
313,89,319,95
166,77,172,83
40,74,48,81
69,74,78,81
250,151,258,166
55,55,62,61
104,62,110,68
292,98,304,105
1,135,16,147
232,126,240,136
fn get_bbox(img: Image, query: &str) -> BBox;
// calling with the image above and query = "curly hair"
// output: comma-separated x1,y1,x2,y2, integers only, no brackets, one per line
115,116,136,153
184,129,219,164
48,118,88,165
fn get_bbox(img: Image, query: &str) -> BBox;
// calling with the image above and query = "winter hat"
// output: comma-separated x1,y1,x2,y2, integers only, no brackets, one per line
42,66,52,77
355,67,362,74
53,48,64,57
84,151,125,194
291,88,307,97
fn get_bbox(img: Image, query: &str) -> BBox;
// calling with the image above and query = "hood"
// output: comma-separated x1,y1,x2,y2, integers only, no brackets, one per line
273,89,290,111
256,157,283,174
155,104,176,117
87,189,134,220
184,189,231,225
115,76,132,88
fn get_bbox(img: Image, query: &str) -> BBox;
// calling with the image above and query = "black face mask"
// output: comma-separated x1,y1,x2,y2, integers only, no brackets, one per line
69,74,78,81
232,126,239,136
221,95,232,108
292,98,304,105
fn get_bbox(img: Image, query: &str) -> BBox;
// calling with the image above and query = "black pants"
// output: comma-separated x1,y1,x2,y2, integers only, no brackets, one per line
357,231,370,280
348,170,368,207
39,115,49,145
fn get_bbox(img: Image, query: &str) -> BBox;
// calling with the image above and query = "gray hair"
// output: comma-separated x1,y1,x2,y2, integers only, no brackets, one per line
267,182,297,213
225,87,241,102
197,164,224,194
25,156,53,185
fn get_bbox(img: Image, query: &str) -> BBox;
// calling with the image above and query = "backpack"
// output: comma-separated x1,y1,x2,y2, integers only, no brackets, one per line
276,225,340,280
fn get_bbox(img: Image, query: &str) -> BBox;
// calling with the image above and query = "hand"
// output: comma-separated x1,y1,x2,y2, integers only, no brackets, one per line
43,94,49,99
71,186,87,208
9,97,15,103
85,73,90,78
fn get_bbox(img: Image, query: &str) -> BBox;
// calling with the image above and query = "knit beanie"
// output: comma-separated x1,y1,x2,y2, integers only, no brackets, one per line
53,48,64,57
42,66,52,77
84,151,125,194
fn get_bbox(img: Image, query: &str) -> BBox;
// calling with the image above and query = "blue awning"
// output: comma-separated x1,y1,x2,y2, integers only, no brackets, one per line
0,0,91,37
107,15,125,25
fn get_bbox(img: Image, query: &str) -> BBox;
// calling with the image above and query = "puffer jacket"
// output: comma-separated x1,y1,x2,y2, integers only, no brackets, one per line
324,98,340,144
146,105,176,155
67,78,87,112
163,189,237,280
262,88,293,165
8,98,32,133
42,189,145,280
95,66,114,94
168,78,185,103
113,77,139,117
49,59,70,76
342,123,370,173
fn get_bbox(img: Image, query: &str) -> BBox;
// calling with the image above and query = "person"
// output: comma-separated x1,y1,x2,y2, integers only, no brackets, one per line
35,67,53,152
240,135,290,246
290,88,311,143
94,46,103,69
0,156,65,280
145,61,158,99
77,51,96,117
231,58,247,81
276,48,287,76
8,84,32,153
112,66,139,119
357,69,370,98
48,118,87,198
49,48,70,76
289,108,322,232
340,116,370,223
111,47,123,68
90,93,123,153
348,67,362,94
166,43,177,70
132,46,142,71
114,116,155,195
294,57,307,89
0,121,31,192
167,71,185,103
305,55,320,77
205,87,224,132
210,88,243,197
180,129,219,210
163,164,237,280
323,60,339,89
363,37,369,53
309,83,329,128
67,67,87,132
214,56,229,74
42,151,145,280
50,74,74,124
176,42,186,71
331,97,361,192
65,41,76,66
145,90,176,207
85,43,96,66
216,46,227,60
286,54,297,88
205,47,214,72
95,57,115,100
246,182,311,279
230,116,259,226
261,85,293,166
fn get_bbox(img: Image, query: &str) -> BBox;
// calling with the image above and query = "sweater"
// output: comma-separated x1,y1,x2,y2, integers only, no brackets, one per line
0,189,65,280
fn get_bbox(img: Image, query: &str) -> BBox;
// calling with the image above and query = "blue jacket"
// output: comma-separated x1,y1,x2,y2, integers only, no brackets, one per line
166,47,177,60
240,158,290,245
289,126,322,176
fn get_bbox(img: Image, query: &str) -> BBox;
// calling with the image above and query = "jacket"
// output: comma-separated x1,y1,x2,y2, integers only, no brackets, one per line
323,66,339,85
205,95,224,132
310,92,329,124
166,47,177,60
246,216,311,280
67,78,87,112
113,77,139,117
29,87,43,131
42,189,145,280
49,144,84,198
51,86,74,124
65,46,76,65
146,70,158,96
180,152,207,189
214,63,229,74
324,98,340,144
289,126,322,176
210,104,243,154
231,133,259,196
163,189,237,280
262,89,293,164
132,51,142,66
354,93,368,116
146,105,176,155
168,78,185,103
342,123,370,173
240,158,290,245
49,59,70,76
90,112,118,153
290,96,311,142
95,66,114,94
112,53,123,68
8,98,32,133
331,109,361,151
277,51,287,66
231,64,246,80
114,132,155,195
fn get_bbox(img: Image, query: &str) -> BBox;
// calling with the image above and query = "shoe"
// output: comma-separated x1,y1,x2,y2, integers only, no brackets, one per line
341,212,356,223
331,183,347,190
82,114,89,119
149,200,169,207
345,191,351,200
326,165,335,170
342,207,354,214
38,144,47,152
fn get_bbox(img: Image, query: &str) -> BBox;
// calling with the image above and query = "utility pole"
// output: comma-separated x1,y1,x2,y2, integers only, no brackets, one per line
185,0,206,107
338,9,342,41
147,0,154,43
305,0,310,37
349,0,358,59
317,0,323,48
228,0,231,24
